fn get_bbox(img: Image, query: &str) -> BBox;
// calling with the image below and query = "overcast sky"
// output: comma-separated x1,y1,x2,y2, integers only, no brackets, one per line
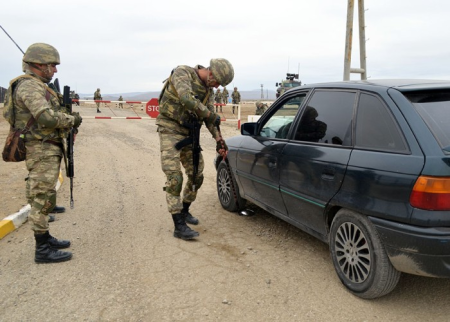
2,0,450,95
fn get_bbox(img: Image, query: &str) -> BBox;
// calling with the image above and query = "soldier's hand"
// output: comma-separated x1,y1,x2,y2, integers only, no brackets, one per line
72,112,83,128
216,138,228,158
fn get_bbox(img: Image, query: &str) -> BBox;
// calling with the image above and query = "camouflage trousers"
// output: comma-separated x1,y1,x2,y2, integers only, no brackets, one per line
158,127,205,214
25,141,62,233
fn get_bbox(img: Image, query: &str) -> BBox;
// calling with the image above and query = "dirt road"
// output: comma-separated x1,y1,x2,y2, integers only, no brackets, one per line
1,105,449,321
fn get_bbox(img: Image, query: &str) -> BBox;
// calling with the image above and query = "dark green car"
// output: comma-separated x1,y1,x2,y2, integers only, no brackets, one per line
215,79,450,299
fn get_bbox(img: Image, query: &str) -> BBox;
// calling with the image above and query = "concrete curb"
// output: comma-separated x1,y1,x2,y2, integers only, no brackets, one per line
0,170,64,240
0,205,31,239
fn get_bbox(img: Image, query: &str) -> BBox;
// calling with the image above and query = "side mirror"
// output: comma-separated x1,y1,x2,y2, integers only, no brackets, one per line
241,122,257,136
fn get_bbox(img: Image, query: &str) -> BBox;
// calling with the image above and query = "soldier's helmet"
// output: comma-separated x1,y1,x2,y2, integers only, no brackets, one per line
210,58,234,87
97,88,100,91
256,100,262,107
234,87,237,90
23,43,60,65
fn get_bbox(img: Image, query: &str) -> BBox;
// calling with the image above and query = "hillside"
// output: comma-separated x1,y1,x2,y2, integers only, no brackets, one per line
78,90,278,102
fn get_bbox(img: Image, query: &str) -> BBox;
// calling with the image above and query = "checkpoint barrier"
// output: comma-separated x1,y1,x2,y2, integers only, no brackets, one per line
73,98,156,119
73,98,242,127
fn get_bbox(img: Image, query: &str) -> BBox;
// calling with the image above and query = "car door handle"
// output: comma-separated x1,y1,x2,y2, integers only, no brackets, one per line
322,168,335,180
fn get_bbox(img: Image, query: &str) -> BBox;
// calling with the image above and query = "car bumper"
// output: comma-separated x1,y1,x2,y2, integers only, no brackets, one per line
370,216,450,278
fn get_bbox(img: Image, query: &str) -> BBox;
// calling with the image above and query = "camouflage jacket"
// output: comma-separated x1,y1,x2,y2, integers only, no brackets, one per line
255,104,267,115
156,65,219,139
11,71,75,142
231,90,241,103
222,88,229,98
94,90,102,100
215,90,222,103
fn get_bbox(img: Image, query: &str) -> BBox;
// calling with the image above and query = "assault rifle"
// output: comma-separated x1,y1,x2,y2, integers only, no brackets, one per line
175,115,202,192
50,79,75,209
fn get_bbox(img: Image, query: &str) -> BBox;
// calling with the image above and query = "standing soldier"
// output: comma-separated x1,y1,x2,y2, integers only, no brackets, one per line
231,86,241,114
4,43,82,263
222,86,229,105
94,88,102,113
156,58,233,240
215,88,222,112
118,95,124,108
74,92,80,106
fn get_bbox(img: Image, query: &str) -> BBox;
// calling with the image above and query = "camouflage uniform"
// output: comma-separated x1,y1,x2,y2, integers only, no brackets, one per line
118,95,124,108
6,43,82,263
255,101,267,115
10,72,75,233
74,93,80,106
94,88,102,112
157,65,220,216
231,87,241,114
222,87,229,104
215,88,222,112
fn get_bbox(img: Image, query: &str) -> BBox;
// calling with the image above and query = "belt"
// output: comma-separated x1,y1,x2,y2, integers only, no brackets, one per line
44,139,63,148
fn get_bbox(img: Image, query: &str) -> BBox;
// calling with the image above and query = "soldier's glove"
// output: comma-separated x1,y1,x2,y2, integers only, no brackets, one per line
216,138,228,157
72,112,83,128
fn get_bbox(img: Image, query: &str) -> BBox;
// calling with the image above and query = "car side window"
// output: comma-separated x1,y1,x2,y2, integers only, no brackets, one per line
355,93,407,151
259,95,305,138
294,90,355,145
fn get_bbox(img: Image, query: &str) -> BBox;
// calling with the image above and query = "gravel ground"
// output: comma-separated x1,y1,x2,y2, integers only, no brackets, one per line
1,104,450,321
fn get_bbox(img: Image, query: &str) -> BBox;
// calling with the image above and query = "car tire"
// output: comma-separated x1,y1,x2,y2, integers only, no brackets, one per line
329,209,401,299
216,160,245,212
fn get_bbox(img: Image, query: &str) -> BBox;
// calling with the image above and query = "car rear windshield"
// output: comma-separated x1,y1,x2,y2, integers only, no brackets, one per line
404,90,450,151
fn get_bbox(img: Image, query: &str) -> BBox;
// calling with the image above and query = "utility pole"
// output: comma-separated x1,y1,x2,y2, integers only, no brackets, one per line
261,84,264,99
343,0,367,81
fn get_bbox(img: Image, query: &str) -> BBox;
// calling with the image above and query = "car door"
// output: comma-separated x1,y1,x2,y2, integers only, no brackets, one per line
235,94,306,216
279,90,356,237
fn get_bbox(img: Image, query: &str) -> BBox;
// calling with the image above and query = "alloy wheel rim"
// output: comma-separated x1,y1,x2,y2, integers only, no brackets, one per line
334,222,371,283
218,168,231,204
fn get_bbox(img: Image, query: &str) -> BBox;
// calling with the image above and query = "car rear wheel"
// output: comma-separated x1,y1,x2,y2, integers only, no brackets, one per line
216,160,245,212
329,209,401,299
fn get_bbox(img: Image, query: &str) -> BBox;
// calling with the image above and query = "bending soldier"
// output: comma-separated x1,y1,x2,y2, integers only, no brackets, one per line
157,58,233,240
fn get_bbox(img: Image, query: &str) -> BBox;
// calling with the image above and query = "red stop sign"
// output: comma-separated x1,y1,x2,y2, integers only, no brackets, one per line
146,98,159,118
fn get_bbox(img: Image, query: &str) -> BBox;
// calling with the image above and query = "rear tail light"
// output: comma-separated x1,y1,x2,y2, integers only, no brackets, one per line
410,176,450,210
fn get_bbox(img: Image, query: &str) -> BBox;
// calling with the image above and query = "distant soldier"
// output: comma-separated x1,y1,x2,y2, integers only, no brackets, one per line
231,86,241,114
74,92,80,106
222,86,229,104
94,88,102,113
255,100,267,115
215,88,223,112
118,95,124,108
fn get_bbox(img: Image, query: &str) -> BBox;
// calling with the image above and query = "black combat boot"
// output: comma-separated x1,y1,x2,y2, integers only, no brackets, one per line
47,232,71,249
35,232,72,263
172,214,199,240
181,202,199,225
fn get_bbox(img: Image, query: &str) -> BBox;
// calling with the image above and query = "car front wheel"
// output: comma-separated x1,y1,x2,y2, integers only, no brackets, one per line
216,160,245,212
329,209,401,299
